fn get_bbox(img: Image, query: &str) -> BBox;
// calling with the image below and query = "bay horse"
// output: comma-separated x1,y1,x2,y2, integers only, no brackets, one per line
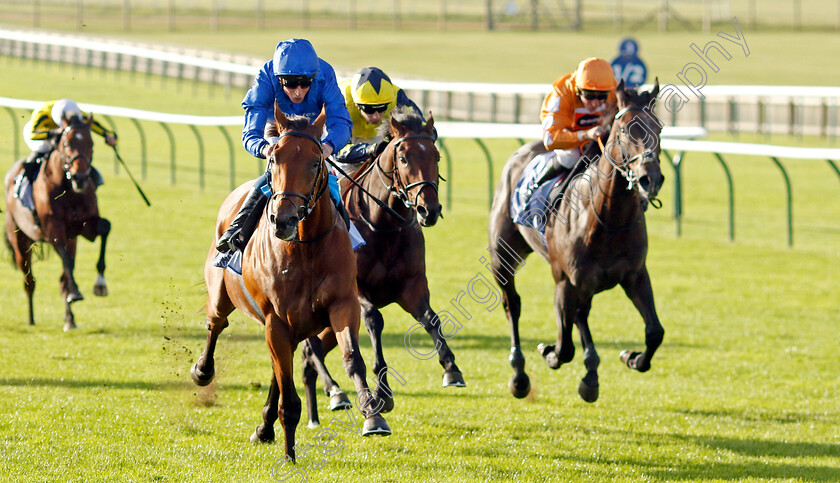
3,114,110,331
487,80,665,402
190,105,389,461
300,108,465,428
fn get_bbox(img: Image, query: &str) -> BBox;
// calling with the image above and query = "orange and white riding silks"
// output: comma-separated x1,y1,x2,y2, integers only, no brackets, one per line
539,71,617,152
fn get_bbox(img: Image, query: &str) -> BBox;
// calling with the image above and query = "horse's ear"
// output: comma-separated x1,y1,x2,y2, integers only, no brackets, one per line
425,112,435,133
389,113,407,137
86,113,94,126
650,77,660,100
274,101,289,130
615,79,627,106
312,108,326,135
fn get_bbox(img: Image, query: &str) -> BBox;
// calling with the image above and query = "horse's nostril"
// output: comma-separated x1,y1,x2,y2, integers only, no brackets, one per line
416,205,428,218
287,217,299,228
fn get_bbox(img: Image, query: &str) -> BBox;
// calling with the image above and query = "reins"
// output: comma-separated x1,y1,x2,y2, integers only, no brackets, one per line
266,130,335,243
587,105,663,232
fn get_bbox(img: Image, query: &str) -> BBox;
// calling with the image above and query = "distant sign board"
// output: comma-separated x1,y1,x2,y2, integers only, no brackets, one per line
611,38,647,88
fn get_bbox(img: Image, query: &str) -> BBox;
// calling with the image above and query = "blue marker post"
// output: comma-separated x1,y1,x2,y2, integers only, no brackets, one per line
611,38,647,88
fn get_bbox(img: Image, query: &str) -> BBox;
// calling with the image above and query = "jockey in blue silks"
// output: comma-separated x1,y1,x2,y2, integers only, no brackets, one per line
216,38,352,253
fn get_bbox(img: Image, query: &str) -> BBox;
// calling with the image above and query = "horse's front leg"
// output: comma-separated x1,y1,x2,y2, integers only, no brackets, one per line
330,297,390,437
538,278,577,370
80,217,110,296
52,234,82,331
360,300,394,412
251,373,279,443
191,268,233,386
619,267,664,373
264,315,301,459
53,235,82,303
573,299,600,403
301,333,352,426
398,288,465,390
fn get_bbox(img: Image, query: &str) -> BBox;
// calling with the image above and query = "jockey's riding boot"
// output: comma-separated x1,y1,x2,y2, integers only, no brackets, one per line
216,185,266,253
22,151,46,182
336,201,351,230
534,158,567,187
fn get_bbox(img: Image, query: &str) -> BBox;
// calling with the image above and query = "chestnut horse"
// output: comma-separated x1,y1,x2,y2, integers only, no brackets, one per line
488,80,665,402
190,106,389,461
300,108,465,428
3,115,110,331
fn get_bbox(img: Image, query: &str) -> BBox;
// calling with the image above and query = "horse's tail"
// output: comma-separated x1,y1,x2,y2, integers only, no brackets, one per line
3,227,14,267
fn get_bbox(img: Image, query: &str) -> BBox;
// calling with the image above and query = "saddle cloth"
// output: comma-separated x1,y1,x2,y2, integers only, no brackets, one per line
510,152,568,236
13,167,105,212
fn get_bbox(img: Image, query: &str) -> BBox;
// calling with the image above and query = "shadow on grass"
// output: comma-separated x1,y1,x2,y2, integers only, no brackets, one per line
646,434,840,481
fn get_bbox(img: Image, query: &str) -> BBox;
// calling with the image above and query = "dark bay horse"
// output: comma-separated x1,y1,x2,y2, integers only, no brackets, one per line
3,115,110,331
190,105,389,460
488,80,665,402
300,108,465,428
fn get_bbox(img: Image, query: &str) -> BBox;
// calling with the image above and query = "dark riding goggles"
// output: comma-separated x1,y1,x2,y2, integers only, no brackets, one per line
357,103,389,115
279,75,314,89
579,89,609,101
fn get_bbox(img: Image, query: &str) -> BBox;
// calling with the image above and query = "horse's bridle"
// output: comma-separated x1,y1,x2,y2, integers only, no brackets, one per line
607,106,662,208
265,130,327,224
376,134,439,209
57,124,93,184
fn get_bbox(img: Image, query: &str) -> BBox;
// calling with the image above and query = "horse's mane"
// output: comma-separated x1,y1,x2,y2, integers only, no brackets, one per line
265,114,312,138
621,86,657,107
67,114,86,129
376,106,425,142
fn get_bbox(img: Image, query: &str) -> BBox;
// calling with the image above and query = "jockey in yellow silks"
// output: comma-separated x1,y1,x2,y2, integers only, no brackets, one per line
15,99,117,196
333,67,425,167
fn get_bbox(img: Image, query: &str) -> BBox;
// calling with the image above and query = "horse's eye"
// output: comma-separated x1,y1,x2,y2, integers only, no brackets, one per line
399,155,408,165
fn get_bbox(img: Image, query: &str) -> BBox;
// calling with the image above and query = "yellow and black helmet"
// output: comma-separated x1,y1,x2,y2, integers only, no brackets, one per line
350,67,398,106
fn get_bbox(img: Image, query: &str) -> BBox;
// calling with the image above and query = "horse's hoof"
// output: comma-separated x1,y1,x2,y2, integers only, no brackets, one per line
620,350,649,371
190,362,215,386
508,373,531,399
361,415,391,437
330,389,353,411
442,370,466,387
307,420,320,429
578,379,599,403
376,394,394,414
328,391,352,411
538,344,561,370
66,291,84,304
249,425,275,443
93,274,108,296
63,321,77,332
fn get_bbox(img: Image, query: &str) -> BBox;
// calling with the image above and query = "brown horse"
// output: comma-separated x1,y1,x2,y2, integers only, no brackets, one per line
190,105,389,460
488,80,665,402
3,115,110,331
299,108,465,428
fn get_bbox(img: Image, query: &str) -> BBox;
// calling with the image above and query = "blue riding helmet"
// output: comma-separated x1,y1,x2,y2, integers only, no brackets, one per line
272,39,319,77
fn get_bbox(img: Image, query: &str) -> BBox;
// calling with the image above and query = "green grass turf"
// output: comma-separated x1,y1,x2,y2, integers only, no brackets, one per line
2,12,839,86
0,39,839,482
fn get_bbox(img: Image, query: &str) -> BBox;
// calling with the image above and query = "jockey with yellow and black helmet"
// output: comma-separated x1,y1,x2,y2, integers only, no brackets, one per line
333,67,425,168
535,57,619,184
14,98,117,197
